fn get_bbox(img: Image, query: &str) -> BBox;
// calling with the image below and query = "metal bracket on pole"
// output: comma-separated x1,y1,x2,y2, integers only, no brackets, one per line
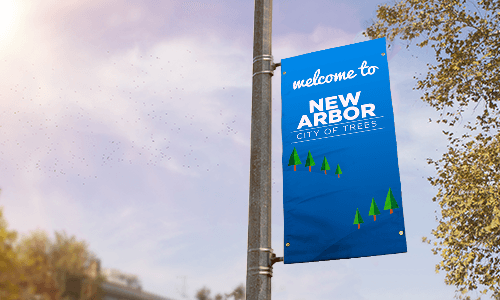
248,266,273,277
248,248,283,277
248,248,273,277
270,253,283,266
252,55,281,77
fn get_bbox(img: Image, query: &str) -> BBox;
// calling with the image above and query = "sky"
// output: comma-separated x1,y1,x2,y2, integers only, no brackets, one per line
0,0,490,299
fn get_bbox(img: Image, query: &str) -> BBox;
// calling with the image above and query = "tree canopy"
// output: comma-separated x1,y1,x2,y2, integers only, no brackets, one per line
195,283,245,300
365,0,500,298
0,207,24,300
16,229,105,300
0,203,104,300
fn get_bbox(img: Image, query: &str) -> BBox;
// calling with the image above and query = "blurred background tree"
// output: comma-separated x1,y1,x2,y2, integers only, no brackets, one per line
195,283,245,300
16,230,58,299
224,284,244,300
0,206,25,300
364,0,500,299
195,286,212,300
0,200,104,299
16,229,105,300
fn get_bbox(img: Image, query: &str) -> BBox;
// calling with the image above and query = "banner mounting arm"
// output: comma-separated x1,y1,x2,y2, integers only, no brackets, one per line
270,253,284,266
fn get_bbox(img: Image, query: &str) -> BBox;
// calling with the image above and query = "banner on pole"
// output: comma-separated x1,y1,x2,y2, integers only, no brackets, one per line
281,38,407,264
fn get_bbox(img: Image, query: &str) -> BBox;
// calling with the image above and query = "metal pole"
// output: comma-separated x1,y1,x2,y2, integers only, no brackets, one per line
246,0,275,299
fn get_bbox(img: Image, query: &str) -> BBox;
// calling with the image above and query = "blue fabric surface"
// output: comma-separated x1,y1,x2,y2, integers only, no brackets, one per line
281,38,407,264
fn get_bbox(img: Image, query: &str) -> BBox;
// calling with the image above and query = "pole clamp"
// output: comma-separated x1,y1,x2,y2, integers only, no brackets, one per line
248,266,273,277
248,247,273,253
247,248,273,277
252,55,281,77
247,248,283,277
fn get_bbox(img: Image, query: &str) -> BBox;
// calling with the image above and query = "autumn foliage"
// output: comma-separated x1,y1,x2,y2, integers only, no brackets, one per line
0,205,104,300
365,0,500,298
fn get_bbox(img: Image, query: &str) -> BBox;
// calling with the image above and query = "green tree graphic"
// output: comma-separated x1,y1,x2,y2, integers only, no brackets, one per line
288,147,301,171
335,164,342,178
305,151,315,172
384,188,399,214
353,208,364,229
368,198,381,221
320,156,330,175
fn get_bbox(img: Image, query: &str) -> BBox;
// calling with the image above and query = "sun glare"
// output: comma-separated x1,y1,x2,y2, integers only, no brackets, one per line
0,0,19,43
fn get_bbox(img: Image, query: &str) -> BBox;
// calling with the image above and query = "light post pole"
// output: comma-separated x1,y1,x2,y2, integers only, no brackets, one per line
246,0,283,299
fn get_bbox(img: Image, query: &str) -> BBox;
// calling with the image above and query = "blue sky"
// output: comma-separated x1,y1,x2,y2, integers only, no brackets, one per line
0,0,487,299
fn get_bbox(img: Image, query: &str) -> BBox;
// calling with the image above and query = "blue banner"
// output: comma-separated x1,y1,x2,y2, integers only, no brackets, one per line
281,38,407,264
